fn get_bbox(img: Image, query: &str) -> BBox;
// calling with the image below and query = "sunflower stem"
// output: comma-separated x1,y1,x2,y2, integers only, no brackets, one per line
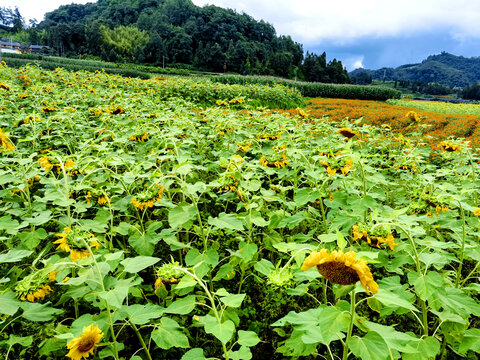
129,322,152,360
174,267,230,360
83,239,120,360
455,201,466,288
342,287,356,360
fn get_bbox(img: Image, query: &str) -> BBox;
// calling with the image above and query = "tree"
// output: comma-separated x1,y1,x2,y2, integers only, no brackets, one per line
101,25,150,61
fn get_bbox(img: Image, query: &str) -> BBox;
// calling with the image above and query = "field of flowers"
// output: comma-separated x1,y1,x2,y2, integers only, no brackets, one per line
305,97,480,149
387,99,480,116
1,62,480,360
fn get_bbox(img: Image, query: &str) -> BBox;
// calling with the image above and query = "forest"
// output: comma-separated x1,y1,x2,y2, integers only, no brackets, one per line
0,0,349,83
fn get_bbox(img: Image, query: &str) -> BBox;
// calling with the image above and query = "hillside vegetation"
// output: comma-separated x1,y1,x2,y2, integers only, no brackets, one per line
1,0,349,83
350,52,480,87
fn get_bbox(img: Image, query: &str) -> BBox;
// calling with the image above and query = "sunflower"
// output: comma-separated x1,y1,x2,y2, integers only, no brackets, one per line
405,111,421,123
259,153,289,168
38,156,53,171
0,128,14,152
66,324,103,360
352,224,398,251
131,184,164,210
439,141,461,152
381,124,392,131
105,104,125,115
474,208,480,216
337,128,358,139
301,249,378,295
53,227,100,262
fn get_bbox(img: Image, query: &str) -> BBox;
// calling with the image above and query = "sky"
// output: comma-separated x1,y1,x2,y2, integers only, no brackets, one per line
4,0,480,70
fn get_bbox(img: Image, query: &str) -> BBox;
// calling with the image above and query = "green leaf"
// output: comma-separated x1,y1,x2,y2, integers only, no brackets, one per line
363,321,420,353
219,293,246,308
120,256,160,273
99,279,133,309
6,334,33,347
181,348,207,360
0,290,21,315
249,212,269,227
349,332,390,360
294,188,321,206
164,296,196,315
437,287,480,316
0,249,33,263
168,203,197,229
0,173,19,185
402,337,441,360
206,319,235,344
20,302,63,322
0,215,21,235
208,213,244,231
413,271,444,302
336,230,347,250
151,317,189,349
24,211,52,226
213,263,235,281
273,306,349,346
17,228,48,250
230,345,253,360
254,259,275,276
128,232,157,256
276,328,317,357
373,288,417,312
123,304,165,325
276,211,307,230
238,330,261,347
234,243,258,262
458,328,480,354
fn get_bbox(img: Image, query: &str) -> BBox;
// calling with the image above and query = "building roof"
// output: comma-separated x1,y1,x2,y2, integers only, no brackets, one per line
28,45,50,49
0,40,22,47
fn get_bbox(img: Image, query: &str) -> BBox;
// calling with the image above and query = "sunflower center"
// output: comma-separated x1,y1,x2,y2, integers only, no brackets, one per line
77,336,96,353
317,261,360,285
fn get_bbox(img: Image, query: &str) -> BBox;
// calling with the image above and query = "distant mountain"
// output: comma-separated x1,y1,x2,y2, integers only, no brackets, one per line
350,52,480,87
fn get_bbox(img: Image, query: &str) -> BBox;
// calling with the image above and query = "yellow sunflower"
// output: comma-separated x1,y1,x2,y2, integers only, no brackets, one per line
0,128,14,151
474,208,480,216
66,324,103,360
301,249,378,295
405,111,421,123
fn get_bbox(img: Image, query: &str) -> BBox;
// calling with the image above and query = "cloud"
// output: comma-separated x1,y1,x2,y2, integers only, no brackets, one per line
193,0,480,44
2,0,93,23
351,57,364,70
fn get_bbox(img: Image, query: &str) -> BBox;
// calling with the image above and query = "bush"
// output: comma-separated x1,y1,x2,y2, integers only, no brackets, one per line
212,75,401,101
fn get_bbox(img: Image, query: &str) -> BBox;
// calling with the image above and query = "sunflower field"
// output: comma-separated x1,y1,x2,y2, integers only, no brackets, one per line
1,61,480,360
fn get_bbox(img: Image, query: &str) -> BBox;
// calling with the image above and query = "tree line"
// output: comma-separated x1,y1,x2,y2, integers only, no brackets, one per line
0,0,349,83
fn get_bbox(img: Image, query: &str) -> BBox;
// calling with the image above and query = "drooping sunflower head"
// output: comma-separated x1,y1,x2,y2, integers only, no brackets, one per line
439,141,461,152
405,111,421,123
337,127,358,139
15,267,56,302
53,227,100,262
66,324,103,360
301,249,378,295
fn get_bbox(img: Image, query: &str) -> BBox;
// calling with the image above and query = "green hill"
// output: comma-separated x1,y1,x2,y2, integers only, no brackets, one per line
350,52,480,87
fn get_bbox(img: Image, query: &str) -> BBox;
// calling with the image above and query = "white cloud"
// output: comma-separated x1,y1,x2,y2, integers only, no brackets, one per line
351,57,364,70
192,0,480,44
3,0,93,23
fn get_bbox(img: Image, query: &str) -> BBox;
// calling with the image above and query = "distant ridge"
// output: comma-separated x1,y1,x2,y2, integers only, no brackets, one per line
350,52,480,87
